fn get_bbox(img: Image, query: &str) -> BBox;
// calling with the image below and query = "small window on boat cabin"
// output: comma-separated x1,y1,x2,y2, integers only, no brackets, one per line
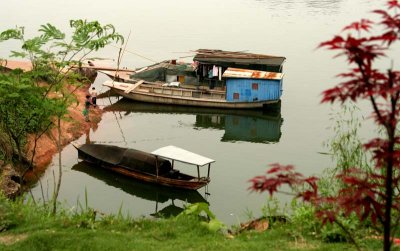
252,83,259,90
233,93,240,100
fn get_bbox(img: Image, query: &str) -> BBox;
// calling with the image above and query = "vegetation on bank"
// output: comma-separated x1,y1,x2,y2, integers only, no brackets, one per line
0,20,123,165
0,20,123,210
0,195,382,251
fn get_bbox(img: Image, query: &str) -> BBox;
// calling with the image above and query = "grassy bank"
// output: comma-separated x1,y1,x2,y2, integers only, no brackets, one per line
0,196,382,251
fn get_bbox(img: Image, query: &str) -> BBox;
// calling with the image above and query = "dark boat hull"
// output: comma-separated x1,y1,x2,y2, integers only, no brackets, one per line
108,166,208,190
74,143,209,190
72,161,208,203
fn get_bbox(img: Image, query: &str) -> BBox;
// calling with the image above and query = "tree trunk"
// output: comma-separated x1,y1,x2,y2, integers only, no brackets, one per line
52,116,62,215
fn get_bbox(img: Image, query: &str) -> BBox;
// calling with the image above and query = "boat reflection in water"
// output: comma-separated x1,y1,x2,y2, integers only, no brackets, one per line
195,111,282,143
72,162,208,218
104,99,283,143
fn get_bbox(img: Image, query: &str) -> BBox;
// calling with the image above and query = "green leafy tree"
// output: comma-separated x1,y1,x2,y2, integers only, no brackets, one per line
0,69,58,163
0,20,123,213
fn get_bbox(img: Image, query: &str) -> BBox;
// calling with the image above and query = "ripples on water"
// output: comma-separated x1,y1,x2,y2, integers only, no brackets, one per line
248,0,343,13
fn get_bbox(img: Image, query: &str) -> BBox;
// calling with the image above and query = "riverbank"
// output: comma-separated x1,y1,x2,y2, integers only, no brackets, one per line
0,82,102,197
25,84,102,173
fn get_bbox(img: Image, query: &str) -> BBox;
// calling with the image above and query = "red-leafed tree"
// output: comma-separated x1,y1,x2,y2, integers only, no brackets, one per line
249,1,400,250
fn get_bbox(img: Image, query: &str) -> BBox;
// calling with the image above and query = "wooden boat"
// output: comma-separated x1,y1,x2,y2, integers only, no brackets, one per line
103,78,280,109
72,143,215,190
72,161,208,217
101,49,285,109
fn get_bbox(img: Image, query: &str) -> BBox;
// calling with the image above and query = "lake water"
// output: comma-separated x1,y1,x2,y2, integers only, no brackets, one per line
0,0,395,224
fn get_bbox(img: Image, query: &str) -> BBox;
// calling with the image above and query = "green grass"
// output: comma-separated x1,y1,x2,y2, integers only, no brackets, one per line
1,220,361,251
0,196,384,251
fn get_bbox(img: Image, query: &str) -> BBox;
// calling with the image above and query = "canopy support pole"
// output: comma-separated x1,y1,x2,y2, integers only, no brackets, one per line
172,160,174,170
155,156,159,178
207,163,211,179
197,165,200,179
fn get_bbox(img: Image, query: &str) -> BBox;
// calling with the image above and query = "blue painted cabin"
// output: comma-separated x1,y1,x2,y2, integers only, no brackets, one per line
222,68,284,103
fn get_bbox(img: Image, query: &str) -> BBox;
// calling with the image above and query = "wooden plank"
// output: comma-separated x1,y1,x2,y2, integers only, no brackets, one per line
124,80,144,93
72,65,135,72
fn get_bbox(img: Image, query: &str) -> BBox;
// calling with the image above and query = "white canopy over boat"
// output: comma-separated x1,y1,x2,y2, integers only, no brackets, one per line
151,145,215,166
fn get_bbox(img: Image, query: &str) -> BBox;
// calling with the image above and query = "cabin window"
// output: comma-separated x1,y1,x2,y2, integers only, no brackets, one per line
233,93,240,100
252,83,259,90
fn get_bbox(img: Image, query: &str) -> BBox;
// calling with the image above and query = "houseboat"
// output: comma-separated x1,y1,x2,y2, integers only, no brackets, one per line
102,49,285,109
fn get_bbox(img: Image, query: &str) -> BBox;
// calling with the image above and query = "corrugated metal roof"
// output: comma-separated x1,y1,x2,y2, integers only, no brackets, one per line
222,67,284,80
194,49,285,66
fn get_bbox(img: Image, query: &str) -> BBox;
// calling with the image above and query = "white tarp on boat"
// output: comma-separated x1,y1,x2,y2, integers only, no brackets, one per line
151,145,215,166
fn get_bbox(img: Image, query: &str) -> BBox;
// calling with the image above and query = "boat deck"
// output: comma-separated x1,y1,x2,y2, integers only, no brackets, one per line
137,84,226,100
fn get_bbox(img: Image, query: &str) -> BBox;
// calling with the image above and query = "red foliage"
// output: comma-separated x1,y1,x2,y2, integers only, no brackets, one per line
249,1,400,249
387,0,400,9
249,164,307,196
342,19,373,32
336,169,386,224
